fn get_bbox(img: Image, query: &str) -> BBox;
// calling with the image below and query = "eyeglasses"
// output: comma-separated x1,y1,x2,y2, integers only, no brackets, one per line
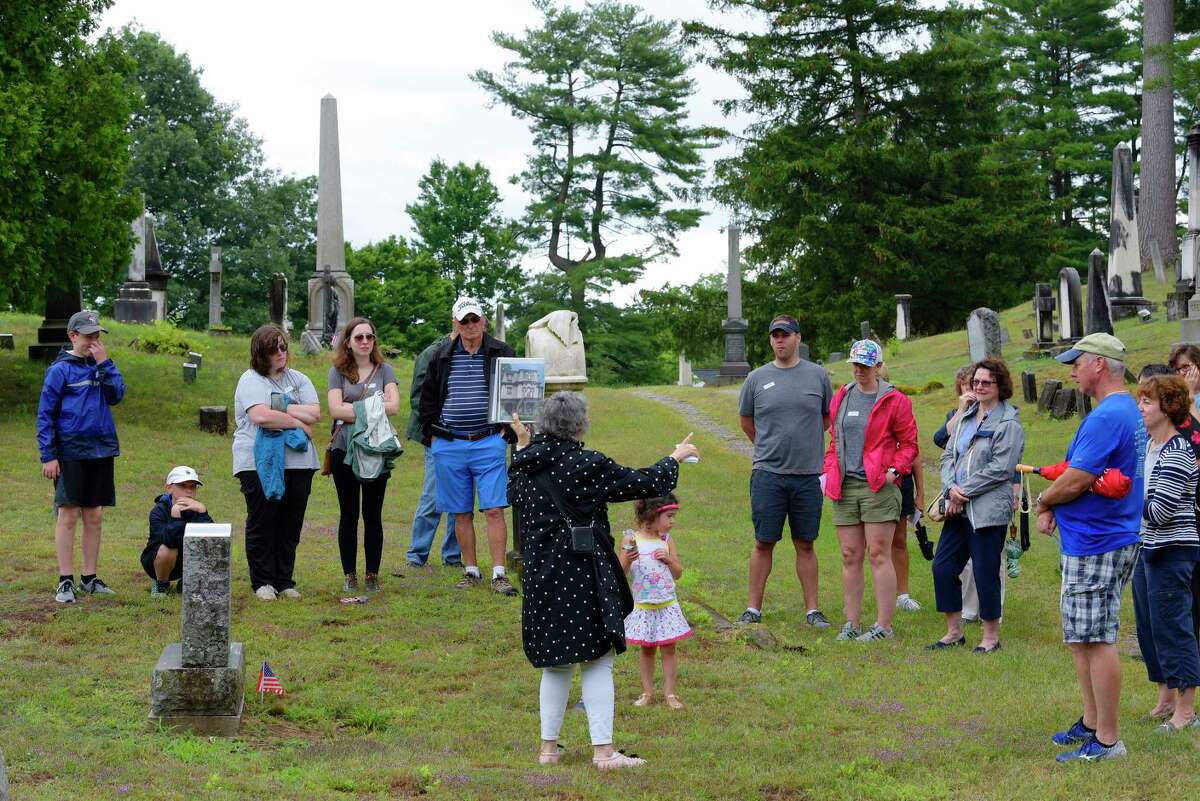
352,333,375,342
972,379,995,387
1175,364,1195,374
460,315,482,325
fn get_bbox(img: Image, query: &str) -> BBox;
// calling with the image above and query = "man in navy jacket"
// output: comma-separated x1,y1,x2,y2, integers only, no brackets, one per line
36,310,125,603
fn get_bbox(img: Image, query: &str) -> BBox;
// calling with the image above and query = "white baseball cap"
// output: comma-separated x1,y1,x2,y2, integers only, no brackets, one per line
165,465,203,486
452,296,484,321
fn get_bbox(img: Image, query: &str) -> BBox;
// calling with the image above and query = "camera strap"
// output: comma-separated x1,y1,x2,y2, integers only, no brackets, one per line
532,468,593,530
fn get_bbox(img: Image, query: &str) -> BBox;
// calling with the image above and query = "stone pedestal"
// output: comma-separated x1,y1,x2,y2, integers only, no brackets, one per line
1182,296,1200,343
715,318,750,386
199,406,229,435
114,281,157,323
149,523,244,736
1168,281,1193,322
183,363,197,383
29,284,80,361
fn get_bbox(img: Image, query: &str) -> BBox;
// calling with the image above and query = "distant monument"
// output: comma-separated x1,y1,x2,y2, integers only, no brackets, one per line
28,284,80,362
1057,267,1084,344
149,523,245,735
269,273,288,329
144,217,170,320
894,294,912,341
966,308,1002,362
1173,125,1200,320
1106,143,1152,320
526,310,587,393
1085,249,1114,336
1032,283,1056,349
304,94,354,345
208,246,227,334
114,213,162,323
494,301,506,342
716,224,750,385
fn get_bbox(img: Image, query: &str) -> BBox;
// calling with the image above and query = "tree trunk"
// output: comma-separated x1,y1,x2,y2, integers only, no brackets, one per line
1139,0,1177,273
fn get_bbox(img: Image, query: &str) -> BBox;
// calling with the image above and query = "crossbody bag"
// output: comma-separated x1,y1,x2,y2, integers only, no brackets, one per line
532,469,596,555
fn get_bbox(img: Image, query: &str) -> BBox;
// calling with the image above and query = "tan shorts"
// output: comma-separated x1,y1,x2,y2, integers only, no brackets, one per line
832,476,901,526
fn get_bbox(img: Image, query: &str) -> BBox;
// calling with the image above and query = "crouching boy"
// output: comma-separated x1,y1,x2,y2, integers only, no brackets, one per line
142,466,213,596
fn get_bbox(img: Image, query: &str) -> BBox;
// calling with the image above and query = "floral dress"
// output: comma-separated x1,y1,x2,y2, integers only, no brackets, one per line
623,531,693,647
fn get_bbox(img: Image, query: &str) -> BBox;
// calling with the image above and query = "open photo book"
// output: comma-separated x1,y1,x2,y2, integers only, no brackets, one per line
490,357,546,424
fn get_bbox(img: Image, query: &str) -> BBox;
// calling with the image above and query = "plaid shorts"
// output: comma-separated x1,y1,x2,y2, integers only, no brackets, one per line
1060,543,1139,644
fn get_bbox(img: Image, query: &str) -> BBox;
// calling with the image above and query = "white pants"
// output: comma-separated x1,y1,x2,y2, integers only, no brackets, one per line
960,558,1006,620
539,650,615,745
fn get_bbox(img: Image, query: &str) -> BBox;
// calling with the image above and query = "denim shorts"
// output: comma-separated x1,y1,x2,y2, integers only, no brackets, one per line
1060,543,1139,644
749,470,822,543
431,432,509,514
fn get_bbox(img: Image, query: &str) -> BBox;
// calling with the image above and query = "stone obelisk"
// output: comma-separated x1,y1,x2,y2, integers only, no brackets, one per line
305,94,353,348
1106,143,1151,320
716,225,750,385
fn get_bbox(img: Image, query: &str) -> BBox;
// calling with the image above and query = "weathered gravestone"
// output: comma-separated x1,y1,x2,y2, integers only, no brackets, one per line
208,246,227,334
1076,389,1093,418
797,342,811,362
1021,371,1037,404
1038,379,1063,413
269,273,288,329
1183,295,1200,343
188,351,203,369
1033,283,1056,348
149,523,245,735
182,363,197,384
966,308,1002,362
527,310,587,392
1085,249,1114,336
677,353,692,387
199,406,229,435
29,284,79,362
1057,268,1083,343
895,294,912,341
1052,387,1077,420
0,334,12,350
1107,143,1152,320
1183,126,1200,287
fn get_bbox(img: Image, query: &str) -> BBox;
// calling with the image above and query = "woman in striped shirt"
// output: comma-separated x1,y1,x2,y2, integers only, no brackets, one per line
1134,374,1200,733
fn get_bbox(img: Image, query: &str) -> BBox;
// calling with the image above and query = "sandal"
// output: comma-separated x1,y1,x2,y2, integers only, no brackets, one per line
593,749,646,770
665,694,684,710
538,743,564,765
633,693,653,707
1139,707,1175,722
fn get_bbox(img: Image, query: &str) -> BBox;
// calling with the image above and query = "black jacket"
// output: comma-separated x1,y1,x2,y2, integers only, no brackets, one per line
508,434,679,668
140,493,215,566
417,332,516,445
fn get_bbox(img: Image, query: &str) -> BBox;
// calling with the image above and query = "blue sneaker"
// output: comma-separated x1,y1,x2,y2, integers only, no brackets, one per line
1055,738,1126,763
1051,718,1094,746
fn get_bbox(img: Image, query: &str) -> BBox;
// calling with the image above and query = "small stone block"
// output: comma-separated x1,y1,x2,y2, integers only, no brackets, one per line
188,351,202,368
150,641,245,717
1076,389,1092,418
182,524,231,668
1052,387,1077,419
1022,328,1033,340
183,363,197,383
0,333,12,350
199,406,228,435
148,708,244,738
1038,379,1062,412
1021,371,1037,404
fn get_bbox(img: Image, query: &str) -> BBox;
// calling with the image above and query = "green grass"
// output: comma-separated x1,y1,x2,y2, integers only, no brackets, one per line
1,290,1197,800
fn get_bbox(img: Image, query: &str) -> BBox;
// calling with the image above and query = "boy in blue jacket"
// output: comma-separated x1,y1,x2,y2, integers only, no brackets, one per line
142,466,214,597
36,310,125,603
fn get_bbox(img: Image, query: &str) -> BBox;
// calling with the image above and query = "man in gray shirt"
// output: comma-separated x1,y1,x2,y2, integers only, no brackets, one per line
737,315,833,627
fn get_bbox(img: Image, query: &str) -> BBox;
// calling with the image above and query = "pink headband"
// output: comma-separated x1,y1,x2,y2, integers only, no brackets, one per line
656,503,680,513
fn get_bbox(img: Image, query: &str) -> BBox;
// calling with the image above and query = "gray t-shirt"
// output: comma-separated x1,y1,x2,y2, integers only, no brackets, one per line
327,363,398,451
840,386,877,479
738,360,833,475
232,368,320,475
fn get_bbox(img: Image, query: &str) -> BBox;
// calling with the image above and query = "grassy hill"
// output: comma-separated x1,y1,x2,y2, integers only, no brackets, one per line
0,281,1195,801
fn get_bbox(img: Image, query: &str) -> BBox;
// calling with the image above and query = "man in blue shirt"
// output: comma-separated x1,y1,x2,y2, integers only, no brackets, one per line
418,297,517,595
1036,333,1146,763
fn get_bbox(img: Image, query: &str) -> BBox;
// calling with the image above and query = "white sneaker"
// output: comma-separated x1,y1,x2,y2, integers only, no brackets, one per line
278,588,301,599
255,585,277,600
896,594,922,612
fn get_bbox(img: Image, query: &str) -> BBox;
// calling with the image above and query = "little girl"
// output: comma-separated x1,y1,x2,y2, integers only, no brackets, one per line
620,493,692,709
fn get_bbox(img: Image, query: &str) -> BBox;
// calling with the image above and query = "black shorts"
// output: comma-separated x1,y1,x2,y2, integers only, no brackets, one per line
900,473,916,517
54,457,116,508
749,470,823,543
140,545,183,582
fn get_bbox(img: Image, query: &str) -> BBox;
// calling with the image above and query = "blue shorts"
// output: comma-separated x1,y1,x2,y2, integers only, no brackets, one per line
750,470,823,543
431,433,509,514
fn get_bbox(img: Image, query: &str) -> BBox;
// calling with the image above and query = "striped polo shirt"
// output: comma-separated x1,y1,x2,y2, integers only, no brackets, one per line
439,339,490,434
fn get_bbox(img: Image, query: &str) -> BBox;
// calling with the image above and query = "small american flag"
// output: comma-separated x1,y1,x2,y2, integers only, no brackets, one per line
256,661,284,696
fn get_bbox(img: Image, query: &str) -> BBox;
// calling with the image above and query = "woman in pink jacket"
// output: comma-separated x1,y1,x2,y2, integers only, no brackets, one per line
822,340,919,641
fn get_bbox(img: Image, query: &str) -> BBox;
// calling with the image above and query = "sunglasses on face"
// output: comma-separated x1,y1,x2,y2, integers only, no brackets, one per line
353,333,375,342
460,315,482,325
273,343,288,354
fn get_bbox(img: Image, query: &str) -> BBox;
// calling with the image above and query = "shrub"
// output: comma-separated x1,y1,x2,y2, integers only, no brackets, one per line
132,322,191,356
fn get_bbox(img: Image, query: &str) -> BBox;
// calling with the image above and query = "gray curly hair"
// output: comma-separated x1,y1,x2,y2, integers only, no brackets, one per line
537,391,590,440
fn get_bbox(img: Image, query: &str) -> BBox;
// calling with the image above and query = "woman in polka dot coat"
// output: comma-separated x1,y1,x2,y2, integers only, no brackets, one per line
508,392,699,769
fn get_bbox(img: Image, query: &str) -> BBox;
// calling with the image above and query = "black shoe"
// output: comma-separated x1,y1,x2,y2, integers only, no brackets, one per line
972,642,1002,654
736,609,762,625
926,636,966,650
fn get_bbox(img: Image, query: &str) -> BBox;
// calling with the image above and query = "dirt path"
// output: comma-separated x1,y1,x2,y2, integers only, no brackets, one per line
631,390,753,457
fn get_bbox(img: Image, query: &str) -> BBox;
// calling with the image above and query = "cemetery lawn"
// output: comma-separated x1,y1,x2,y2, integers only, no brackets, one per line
2,294,1198,800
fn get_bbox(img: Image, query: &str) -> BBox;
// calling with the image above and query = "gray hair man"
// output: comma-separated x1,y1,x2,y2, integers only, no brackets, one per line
1038,333,1146,762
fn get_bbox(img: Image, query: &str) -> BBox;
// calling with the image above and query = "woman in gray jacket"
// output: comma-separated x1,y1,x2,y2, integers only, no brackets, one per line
928,359,1025,653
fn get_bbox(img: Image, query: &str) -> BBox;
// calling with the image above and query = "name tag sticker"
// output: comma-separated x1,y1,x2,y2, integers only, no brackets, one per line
846,410,860,417
763,381,776,390
368,383,377,390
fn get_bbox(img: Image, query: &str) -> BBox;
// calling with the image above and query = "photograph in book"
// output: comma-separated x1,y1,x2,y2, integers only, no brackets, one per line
490,357,546,424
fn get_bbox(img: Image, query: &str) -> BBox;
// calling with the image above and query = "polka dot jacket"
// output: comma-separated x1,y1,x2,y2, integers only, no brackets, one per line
509,433,680,669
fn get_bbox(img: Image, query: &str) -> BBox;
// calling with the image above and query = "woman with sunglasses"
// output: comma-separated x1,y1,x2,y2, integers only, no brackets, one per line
232,324,322,600
929,359,1024,653
327,317,400,593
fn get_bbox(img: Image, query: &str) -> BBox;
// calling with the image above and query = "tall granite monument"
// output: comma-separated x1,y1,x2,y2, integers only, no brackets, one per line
114,213,163,324
149,523,245,735
208,246,227,333
1106,143,1152,319
28,284,81,362
716,225,750,385
1174,125,1200,319
304,95,354,345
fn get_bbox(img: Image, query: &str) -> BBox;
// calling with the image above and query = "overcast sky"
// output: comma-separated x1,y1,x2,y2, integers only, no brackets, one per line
98,0,756,305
